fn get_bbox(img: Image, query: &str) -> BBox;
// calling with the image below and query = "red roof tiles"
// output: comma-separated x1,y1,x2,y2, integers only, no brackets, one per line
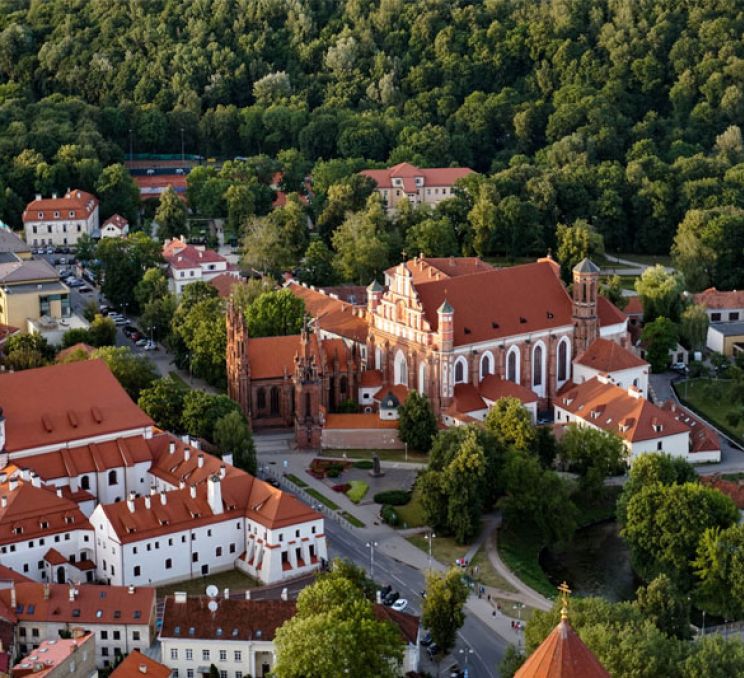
360,163,472,191
245,334,306,380
658,401,721,454
0,360,153,453
452,383,486,413
324,414,398,430
694,287,744,310
597,295,627,327
208,273,241,298
574,338,647,372
102,214,129,230
22,190,98,224
110,651,171,678
287,282,369,342
385,256,493,285
478,376,538,404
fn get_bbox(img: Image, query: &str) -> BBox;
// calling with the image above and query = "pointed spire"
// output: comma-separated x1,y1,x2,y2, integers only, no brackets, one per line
367,279,384,292
558,581,571,621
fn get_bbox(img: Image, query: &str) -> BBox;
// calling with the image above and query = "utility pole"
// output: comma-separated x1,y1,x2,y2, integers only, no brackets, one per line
365,541,378,579
424,528,435,571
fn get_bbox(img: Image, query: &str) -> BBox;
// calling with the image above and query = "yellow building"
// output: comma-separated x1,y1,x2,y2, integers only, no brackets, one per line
0,253,70,329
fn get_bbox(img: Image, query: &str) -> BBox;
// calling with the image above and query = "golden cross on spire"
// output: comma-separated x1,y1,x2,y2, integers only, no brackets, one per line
558,581,571,621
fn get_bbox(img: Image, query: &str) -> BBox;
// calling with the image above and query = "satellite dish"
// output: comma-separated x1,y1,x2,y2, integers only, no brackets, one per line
208,600,218,613
206,585,219,598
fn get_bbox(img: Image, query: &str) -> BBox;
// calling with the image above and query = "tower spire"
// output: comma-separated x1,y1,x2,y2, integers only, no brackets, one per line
558,581,571,621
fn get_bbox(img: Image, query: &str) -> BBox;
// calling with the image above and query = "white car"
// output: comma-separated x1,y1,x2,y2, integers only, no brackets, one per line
144,340,157,351
391,599,408,612
136,338,148,347
113,317,128,326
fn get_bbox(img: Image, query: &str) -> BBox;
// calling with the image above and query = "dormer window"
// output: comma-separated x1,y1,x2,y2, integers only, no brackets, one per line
53,211,59,218
68,211,75,218
38,212,43,219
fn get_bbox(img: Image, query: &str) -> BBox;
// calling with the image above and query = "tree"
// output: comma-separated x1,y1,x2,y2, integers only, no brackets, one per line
81,299,99,322
634,265,685,323
405,216,459,257
139,294,177,342
298,238,336,286
244,289,304,337
600,275,627,310
155,186,187,241
62,327,92,348
171,296,226,387
241,217,293,274
483,397,536,451
214,410,256,474
134,268,169,308
556,219,605,282
397,391,437,452
181,391,241,442
75,233,97,264
421,568,469,654
332,211,389,284
92,346,158,401
3,333,52,371
558,424,626,499
137,376,187,433
96,163,140,225
88,315,117,347
693,524,744,619
635,574,692,639
680,303,709,351
443,428,487,543
273,567,403,678
641,316,679,373
682,635,744,677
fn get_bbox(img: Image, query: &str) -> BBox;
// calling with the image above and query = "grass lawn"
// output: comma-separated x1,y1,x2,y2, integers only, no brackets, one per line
305,487,340,511
675,378,744,445
492,597,536,623
157,569,259,597
469,546,517,593
340,511,365,528
346,480,369,504
408,534,470,568
320,449,429,463
285,473,308,488
394,486,427,528
168,371,189,387
497,525,555,600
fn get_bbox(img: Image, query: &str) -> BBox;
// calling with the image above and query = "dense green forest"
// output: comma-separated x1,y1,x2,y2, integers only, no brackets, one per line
1,0,743,285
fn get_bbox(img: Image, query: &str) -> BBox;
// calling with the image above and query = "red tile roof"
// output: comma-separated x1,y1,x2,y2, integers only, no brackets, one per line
13,634,94,678
208,273,241,298
102,214,129,229
287,282,369,342
556,378,688,443
42,548,67,566
0,582,156,626
22,190,98,224
0,563,31,585
324,414,398,430
574,338,647,372
110,651,171,678
317,285,368,306
245,334,307,380
0,324,19,345
452,383,486,413
161,596,418,644
693,287,744,310
360,370,383,388
385,256,493,285
658,401,721,454
0,478,92,545
596,295,627,327
0,360,154,453
373,384,410,406
515,619,610,678
478,376,538,404
701,476,744,509
165,243,226,270
360,163,473,191
624,295,643,316
415,262,573,346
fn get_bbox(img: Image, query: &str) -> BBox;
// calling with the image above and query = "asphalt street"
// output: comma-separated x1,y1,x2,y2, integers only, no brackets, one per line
323,518,508,678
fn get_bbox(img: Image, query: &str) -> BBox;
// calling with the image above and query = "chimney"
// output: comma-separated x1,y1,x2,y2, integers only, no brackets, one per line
128,585,135,595
68,585,76,602
174,591,187,604
10,585,15,609
244,590,251,600
628,385,643,400
597,372,611,385
43,584,50,600
178,481,186,490
184,447,191,462
223,588,229,600
189,485,196,499
8,478,18,492
219,465,226,479
207,475,223,515
139,664,148,674
127,491,136,513
52,192,57,200
35,193,41,201
1,496,7,509
144,495,151,510
55,487,63,498
168,441,176,455
281,587,288,601
222,453,233,467
160,490,167,506
197,453,204,468
31,473,42,488
150,486,158,496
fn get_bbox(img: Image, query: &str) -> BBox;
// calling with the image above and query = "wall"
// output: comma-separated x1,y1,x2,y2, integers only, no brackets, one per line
25,208,99,247
573,363,649,399
321,427,402,449
0,529,94,582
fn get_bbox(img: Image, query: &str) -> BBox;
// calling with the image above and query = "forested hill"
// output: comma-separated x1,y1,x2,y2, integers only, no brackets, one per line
0,0,743,266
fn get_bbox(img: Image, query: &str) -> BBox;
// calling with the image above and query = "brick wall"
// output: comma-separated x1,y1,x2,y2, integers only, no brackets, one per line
321,428,403,449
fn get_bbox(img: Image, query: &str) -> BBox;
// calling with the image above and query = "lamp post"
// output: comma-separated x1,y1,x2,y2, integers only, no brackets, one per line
365,541,378,579
702,610,706,637
459,648,474,675
423,529,436,571
180,127,185,162
404,441,408,462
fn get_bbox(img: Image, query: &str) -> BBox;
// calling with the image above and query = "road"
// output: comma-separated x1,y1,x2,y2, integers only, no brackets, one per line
323,517,508,677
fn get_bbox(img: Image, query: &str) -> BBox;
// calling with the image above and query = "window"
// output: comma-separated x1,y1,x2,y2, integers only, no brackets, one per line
234,652,242,662
113,631,120,640
220,672,227,678
480,352,493,379
507,348,519,383
165,558,172,569
185,650,193,661
192,552,198,562
80,476,90,490
229,543,236,554
730,312,740,321
202,650,210,661
133,631,140,641
220,651,227,661
187,671,194,678
657,441,663,451
32,629,39,638
270,386,280,415
453,357,466,384
133,566,140,577
557,340,568,382
533,344,543,387
236,673,242,678
102,648,109,657
101,631,108,640
257,388,266,410
174,671,179,678
712,312,721,321
170,649,178,660
23,564,28,573
108,470,117,486
216,547,222,557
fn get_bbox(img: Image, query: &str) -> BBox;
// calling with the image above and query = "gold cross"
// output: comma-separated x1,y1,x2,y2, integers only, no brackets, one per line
558,581,571,621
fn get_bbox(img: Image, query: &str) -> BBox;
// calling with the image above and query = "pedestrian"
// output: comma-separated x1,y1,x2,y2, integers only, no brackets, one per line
487,594,491,602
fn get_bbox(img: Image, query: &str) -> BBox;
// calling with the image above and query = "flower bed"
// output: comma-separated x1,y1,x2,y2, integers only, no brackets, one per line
308,458,351,479
346,480,369,504
332,483,352,493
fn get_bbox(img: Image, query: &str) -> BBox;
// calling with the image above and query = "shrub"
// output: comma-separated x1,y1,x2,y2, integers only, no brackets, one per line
346,480,369,504
373,490,411,506
380,505,398,526
353,460,374,470
332,483,351,493
326,466,342,478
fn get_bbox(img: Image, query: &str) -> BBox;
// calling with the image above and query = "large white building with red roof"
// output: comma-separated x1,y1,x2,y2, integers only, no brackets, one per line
360,163,472,213
22,190,99,248
162,237,239,295
0,360,327,587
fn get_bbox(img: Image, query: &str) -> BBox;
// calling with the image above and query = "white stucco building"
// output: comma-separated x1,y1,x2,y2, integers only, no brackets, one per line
22,191,99,248
162,237,239,296
99,215,129,239
573,337,650,398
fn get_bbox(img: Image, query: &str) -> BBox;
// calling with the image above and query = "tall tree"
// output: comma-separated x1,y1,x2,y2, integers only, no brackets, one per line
641,316,679,373
634,265,685,323
397,391,437,452
421,568,469,654
214,410,256,474
155,186,187,241
680,303,709,351
96,163,140,225
244,289,305,337
137,376,187,433
556,219,605,282
483,397,536,451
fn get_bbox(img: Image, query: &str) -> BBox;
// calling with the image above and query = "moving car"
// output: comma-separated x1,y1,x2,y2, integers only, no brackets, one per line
391,599,408,612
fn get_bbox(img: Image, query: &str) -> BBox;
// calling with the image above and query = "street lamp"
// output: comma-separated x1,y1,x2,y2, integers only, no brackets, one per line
459,648,474,674
424,529,436,571
404,441,408,463
365,541,378,579
513,603,525,650
702,610,706,637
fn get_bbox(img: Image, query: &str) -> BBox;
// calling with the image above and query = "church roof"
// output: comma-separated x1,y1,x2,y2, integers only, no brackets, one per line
367,279,384,292
573,258,600,274
574,338,647,372
515,618,610,678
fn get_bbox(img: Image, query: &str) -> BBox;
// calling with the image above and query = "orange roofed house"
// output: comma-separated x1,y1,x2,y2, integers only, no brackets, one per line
227,254,637,446
0,360,327,587
22,190,99,249
360,163,473,213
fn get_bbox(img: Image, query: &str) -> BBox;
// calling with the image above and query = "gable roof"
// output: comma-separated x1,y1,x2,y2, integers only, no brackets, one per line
515,619,610,678
597,295,627,327
360,163,472,191
0,360,153,453
165,244,226,270
623,296,643,317
478,375,538,404
574,338,647,372
245,334,307,380
208,273,241,298
0,582,155,626
0,256,59,285
102,214,129,230
452,383,486,413
0,229,30,255
414,261,573,346
555,378,688,443
658,401,721,455
694,287,744,310
385,256,493,285
287,282,369,342
22,190,98,224
110,651,171,678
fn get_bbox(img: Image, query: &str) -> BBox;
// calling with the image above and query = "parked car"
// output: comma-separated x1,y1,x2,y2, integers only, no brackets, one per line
113,317,128,326
391,599,408,612
383,591,399,606
448,664,464,678
420,632,432,647
426,644,439,658
78,286,92,294
671,362,688,374
144,341,157,351
136,338,148,347
46,247,54,255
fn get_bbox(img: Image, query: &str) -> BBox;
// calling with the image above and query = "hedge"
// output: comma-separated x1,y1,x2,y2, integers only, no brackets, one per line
373,490,411,506
380,505,399,526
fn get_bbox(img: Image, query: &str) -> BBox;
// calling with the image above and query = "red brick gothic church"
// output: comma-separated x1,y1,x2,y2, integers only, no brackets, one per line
227,255,629,447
